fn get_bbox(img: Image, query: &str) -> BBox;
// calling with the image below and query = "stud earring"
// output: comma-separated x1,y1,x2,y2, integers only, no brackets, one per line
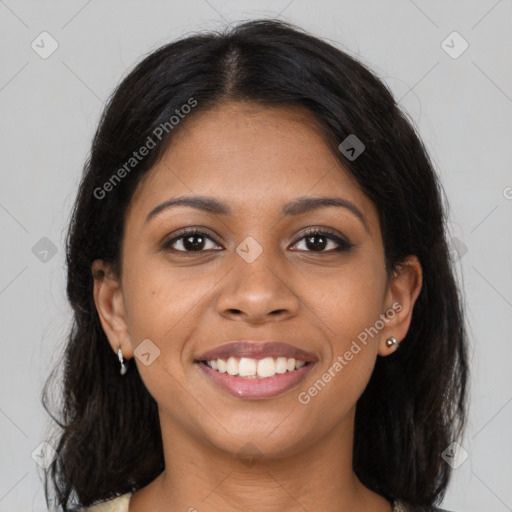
117,346,127,375
386,337,399,350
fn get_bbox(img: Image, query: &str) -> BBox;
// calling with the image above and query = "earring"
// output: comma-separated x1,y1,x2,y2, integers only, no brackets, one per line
386,337,399,350
117,346,128,375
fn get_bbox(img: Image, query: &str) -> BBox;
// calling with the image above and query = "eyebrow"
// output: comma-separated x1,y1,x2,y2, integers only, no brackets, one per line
145,195,369,232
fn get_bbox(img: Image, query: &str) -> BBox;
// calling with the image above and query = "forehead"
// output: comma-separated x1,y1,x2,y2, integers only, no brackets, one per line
127,101,377,227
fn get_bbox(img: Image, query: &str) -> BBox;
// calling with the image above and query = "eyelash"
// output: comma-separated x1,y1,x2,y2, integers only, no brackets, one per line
161,227,353,255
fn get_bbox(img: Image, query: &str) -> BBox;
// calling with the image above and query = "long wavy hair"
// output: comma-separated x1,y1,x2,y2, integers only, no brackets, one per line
42,18,469,511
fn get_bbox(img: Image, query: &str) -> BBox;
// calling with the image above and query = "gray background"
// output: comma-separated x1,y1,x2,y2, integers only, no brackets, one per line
1,1,511,511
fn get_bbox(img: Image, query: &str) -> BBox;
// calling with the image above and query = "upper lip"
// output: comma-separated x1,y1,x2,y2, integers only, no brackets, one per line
196,341,318,363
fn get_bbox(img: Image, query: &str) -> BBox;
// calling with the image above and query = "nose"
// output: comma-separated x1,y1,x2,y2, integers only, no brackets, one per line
216,254,300,324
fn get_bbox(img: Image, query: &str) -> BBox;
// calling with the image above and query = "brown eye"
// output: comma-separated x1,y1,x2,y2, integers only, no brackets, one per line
291,229,353,253
162,229,222,252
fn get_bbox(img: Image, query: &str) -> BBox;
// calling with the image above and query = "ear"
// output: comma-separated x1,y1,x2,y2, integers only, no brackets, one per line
378,255,423,356
91,259,133,359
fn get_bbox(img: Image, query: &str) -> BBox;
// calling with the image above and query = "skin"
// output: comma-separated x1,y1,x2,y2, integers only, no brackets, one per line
92,101,422,512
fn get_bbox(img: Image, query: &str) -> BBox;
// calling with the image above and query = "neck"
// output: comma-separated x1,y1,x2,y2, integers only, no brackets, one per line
130,406,392,512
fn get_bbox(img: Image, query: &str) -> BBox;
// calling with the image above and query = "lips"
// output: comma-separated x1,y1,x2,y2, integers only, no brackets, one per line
196,360,315,399
195,341,318,363
194,341,318,399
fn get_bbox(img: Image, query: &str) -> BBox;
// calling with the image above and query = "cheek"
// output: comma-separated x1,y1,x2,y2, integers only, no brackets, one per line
120,262,203,405
302,255,386,398
309,258,387,343
121,258,211,354
299,304,381,420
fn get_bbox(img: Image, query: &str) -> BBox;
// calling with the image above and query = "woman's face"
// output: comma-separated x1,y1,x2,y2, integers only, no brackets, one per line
95,101,421,458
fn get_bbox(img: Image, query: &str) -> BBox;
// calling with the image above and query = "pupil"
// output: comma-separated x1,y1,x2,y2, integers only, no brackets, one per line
306,235,326,251
184,235,204,251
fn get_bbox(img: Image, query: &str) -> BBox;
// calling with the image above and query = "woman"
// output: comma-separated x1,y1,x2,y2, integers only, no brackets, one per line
42,19,468,512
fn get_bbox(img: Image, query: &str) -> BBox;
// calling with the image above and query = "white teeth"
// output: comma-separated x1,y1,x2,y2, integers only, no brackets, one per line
286,358,296,371
205,356,308,378
238,357,257,377
217,359,227,373
226,357,238,376
257,357,275,378
275,357,287,374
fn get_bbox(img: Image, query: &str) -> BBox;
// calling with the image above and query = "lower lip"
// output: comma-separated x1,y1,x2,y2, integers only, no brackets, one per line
196,361,315,400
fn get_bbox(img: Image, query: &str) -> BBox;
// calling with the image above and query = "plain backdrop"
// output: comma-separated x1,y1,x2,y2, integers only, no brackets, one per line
1,1,511,511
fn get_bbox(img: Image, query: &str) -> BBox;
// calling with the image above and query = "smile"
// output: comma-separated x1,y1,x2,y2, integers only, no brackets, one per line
203,356,307,378
196,357,315,399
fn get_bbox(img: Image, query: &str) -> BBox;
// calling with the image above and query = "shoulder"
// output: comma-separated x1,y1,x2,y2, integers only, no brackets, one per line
394,499,454,512
75,492,132,512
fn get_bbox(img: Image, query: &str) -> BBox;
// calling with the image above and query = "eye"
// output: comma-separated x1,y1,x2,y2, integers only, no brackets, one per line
291,228,353,253
162,228,222,253
162,227,353,255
